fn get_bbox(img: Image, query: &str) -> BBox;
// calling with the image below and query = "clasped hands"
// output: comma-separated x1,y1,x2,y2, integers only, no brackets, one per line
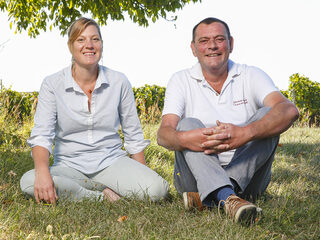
181,120,249,154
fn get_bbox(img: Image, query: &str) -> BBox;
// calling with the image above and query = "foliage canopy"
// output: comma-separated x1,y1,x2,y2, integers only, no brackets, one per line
287,73,320,125
0,0,201,38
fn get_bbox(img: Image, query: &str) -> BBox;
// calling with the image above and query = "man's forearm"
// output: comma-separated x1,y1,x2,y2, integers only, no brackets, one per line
246,101,299,141
157,126,184,151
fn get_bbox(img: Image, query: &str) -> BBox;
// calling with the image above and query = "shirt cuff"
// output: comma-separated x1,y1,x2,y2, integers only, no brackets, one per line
27,135,54,154
124,139,151,155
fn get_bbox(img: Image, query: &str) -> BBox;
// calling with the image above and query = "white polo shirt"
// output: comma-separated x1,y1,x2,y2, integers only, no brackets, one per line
162,60,279,165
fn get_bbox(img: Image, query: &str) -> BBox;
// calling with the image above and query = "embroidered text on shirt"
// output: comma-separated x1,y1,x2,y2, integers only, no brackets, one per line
233,99,248,106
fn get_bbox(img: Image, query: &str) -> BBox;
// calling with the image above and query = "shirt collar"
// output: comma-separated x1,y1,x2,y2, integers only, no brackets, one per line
95,65,109,89
64,65,74,90
189,62,205,83
226,60,241,81
189,59,241,85
64,65,109,92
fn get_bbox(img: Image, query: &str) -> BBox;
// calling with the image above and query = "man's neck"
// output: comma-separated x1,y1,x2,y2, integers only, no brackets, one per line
202,67,228,94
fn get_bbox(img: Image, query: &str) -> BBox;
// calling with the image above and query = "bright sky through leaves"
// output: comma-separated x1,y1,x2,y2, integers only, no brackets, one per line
0,0,319,92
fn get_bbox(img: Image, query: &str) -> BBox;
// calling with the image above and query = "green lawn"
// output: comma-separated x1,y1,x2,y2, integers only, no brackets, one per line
1,126,319,239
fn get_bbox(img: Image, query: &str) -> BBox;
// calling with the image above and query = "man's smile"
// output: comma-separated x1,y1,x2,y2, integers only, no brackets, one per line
206,53,221,57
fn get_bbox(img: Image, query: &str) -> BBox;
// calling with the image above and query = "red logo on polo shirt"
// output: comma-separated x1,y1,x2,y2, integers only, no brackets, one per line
233,99,248,106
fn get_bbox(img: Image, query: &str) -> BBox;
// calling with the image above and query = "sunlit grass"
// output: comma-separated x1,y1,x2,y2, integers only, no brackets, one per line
1,122,319,239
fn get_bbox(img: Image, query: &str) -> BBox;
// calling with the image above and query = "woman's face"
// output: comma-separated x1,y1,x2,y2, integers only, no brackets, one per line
71,25,102,68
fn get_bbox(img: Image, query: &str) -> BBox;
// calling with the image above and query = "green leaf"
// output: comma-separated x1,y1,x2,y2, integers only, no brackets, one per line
1,0,202,37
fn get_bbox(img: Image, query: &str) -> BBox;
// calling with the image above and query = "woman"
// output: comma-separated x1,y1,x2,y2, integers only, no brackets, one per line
20,17,168,204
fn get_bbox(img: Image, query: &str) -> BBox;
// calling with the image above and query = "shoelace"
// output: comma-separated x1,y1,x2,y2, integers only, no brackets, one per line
217,200,225,219
217,195,241,219
224,195,242,216
219,196,262,224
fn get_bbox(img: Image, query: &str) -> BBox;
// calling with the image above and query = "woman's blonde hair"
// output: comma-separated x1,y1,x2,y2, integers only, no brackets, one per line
67,17,102,54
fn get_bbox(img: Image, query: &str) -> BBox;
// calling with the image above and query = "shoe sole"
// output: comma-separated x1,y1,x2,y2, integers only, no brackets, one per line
183,192,190,210
235,204,258,224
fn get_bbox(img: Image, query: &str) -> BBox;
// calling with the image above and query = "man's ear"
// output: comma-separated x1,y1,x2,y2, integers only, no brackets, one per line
190,41,197,57
229,36,234,53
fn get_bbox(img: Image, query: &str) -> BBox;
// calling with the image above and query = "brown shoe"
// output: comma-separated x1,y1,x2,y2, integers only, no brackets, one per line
183,192,205,211
224,194,259,224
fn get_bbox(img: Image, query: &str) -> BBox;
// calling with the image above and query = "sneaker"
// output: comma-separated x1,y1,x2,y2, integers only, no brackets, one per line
223,194,259,224
183,192,204,211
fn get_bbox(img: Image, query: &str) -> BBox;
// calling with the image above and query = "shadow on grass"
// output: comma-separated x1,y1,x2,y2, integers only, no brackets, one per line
272,166,320,186
1,135,319,239
0,150,33,180
273,142,320,186
276,142,320,159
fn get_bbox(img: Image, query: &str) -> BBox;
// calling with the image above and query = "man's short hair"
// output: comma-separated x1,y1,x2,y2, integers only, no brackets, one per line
192,17,231,42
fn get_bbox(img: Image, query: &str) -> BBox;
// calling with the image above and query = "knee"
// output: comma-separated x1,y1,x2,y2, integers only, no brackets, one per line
145,178,169,201
176,118,205,131
20,169,35,195
257,107,271,118
248,107,271,123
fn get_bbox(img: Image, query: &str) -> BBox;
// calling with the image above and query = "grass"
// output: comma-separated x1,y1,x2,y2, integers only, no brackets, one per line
0,125,319,240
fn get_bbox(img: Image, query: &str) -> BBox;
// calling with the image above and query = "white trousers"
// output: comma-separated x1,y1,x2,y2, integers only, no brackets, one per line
20,156,169,202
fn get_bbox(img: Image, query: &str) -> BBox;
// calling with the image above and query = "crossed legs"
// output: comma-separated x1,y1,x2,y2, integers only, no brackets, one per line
20,155,169,202
174,107,279,204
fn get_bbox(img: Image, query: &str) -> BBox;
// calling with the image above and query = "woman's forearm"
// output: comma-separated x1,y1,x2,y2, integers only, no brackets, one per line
131,151,146,165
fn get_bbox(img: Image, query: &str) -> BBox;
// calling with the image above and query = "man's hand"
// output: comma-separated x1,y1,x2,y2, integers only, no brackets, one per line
179,124,233,153
201,120,252,154
177,128,215,151
157,114,233,152
34,169,58,204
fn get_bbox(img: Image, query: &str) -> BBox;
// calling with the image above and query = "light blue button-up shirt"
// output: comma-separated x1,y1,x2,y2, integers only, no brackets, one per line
28,65,150,174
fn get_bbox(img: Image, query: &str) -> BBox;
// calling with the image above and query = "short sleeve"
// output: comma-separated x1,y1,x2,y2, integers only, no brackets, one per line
246,66,279,108
162,73,185,118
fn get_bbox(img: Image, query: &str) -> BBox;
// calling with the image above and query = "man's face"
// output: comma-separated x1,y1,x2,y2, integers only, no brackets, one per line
191,22,233,75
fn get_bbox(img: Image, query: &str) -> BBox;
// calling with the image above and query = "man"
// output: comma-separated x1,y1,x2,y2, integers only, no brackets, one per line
157,17,299,224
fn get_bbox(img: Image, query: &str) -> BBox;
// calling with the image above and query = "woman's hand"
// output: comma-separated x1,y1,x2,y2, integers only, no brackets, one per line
34,169,58,204
32,146,58,204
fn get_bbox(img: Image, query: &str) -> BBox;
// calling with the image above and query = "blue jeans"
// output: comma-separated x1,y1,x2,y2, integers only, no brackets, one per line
173,107,279,202
20,155,169,201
